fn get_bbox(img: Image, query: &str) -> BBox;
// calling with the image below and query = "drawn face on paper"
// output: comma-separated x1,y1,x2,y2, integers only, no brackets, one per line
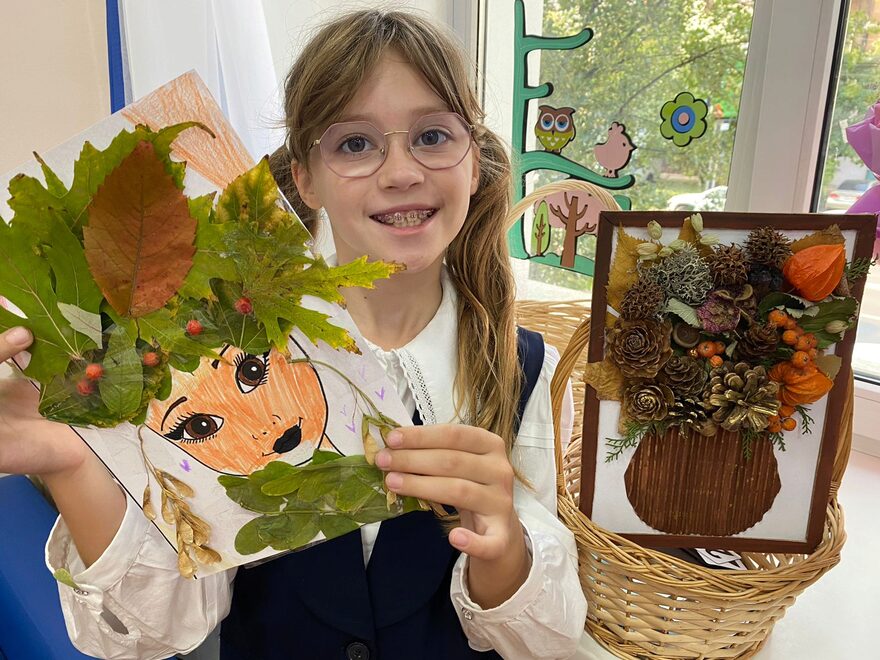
145,343,329,475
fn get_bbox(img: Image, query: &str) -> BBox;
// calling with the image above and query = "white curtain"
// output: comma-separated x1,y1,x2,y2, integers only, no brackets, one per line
118,0,284,160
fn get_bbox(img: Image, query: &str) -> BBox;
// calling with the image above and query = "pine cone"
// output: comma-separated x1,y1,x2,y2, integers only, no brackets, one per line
735,322,779,362
606,318,673,379
745,227,793,269
706,244,749,286
624,382,675,422
620,279,665,321
702,361,781,433
658,355,707,396
667,396,717,436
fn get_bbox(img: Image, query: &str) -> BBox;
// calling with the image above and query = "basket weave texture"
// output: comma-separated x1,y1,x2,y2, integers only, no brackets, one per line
516,300,848,660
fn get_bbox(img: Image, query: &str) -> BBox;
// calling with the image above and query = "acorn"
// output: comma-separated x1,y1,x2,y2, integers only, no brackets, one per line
672,322,701,349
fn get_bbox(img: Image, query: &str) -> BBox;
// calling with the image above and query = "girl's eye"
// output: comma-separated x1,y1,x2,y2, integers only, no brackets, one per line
339,134,376,155
414,128,449,148
166,414,224,444
235,352,270,393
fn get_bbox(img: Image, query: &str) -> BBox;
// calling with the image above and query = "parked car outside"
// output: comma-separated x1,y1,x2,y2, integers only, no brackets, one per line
666,185,727,211
823,179,872,211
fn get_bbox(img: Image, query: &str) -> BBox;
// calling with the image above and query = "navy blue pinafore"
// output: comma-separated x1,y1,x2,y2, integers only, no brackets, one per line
220,328,545,660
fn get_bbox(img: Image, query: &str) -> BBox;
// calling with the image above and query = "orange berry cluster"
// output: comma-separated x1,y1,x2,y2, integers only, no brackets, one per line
767,310,821,433
688,340,726,367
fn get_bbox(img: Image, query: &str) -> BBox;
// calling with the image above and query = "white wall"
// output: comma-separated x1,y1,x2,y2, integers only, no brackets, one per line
0,0,110,175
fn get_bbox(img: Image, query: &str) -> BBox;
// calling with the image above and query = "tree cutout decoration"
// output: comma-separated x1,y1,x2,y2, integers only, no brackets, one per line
508,0,634,276
531,200,551,256
547,191,596,269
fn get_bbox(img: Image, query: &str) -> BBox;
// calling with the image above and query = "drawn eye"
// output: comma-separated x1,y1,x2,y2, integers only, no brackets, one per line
166,414,224,443
540,113,554,130
235,352,270,393
555,115,570,131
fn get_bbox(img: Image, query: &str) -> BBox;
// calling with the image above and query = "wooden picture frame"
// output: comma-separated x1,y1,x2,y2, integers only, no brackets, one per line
580,210,875,553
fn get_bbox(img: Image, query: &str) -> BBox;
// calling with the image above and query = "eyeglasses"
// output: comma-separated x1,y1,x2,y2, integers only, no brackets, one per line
310,112,474,179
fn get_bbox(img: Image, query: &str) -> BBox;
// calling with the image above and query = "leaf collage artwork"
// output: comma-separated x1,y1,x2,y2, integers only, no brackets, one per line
0,73,422,577
580,210,875,553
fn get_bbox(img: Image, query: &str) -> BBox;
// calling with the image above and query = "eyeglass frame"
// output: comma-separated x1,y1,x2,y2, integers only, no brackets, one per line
308,112,476,179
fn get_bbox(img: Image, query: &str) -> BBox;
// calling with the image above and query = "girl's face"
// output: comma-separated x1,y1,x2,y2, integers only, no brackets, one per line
293,52,479,275
145,347,329,476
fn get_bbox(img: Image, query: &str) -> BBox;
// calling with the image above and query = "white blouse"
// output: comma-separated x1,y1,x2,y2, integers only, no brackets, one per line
44,272,586,660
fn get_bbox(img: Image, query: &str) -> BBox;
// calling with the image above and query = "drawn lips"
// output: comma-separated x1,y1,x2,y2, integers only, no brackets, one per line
273,424,302,454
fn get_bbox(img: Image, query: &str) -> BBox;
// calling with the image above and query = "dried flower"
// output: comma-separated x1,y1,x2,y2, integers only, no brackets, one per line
638,242,661,256
658,246,673,258
606,318,673,379
825,320,849,334
699,234,720,246
658,355,708,396
696,292,740,333
624,382,675,422
668,239,687,251
647,220,663,240
690,213,704,233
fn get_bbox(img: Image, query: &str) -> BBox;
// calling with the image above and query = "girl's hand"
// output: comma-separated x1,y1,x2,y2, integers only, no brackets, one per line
0,327,90,477
375,424,531,608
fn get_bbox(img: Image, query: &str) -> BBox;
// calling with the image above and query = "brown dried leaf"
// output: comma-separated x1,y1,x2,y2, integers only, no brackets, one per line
160,490,175,525
815,353,843,381
193,545,222,565
386,489,398,510
158,470,195,498
142,485,156,521
678,215,699,244
792,225,845,253
177,518,195,545
606,226,642,318
582,359,624,401
177,549,197,579
84,141,197,318
363,433,380,466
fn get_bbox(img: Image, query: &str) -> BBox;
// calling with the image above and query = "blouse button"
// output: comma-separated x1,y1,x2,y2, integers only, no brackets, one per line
73,588,89,596
461,607,474,621
345,641,370,660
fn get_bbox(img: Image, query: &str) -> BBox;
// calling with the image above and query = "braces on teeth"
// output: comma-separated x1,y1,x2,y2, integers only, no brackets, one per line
376,209,433,226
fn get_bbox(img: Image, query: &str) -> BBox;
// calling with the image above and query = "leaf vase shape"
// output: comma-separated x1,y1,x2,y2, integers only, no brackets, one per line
623,426,781,536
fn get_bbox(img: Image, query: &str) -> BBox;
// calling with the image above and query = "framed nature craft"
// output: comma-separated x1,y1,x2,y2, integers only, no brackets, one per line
0,73,426,579
580,210,875,553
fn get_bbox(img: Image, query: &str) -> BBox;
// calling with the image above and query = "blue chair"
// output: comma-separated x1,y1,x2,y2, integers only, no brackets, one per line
0,475,91,659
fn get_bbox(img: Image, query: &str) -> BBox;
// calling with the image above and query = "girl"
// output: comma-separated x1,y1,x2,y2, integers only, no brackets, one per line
0,9,586,659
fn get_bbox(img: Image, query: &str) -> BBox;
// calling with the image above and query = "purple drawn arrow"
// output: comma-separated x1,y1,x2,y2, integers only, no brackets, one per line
375,386,385,401
180,459,192,472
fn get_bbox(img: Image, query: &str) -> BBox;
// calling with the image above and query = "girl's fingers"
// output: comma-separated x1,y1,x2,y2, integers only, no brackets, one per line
375,447,513,486
386,424,505,455
384,472,507,514
447,526,508,561
0,327,32,363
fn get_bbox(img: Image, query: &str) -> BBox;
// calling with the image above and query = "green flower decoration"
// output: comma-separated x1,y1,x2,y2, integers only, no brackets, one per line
660,92,708,147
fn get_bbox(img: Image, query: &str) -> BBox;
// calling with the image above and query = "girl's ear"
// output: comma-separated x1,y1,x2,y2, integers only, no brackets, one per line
469,143,480,196
291,161,323,210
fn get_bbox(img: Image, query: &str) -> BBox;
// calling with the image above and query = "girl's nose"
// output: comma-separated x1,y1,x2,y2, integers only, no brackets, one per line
376,136,424,190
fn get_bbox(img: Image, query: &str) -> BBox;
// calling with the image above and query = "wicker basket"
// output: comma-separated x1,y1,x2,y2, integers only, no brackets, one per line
516,300,848,660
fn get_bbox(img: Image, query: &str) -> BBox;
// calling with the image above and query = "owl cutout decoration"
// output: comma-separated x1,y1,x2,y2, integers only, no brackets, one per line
595,122,636,178
535,105,577,154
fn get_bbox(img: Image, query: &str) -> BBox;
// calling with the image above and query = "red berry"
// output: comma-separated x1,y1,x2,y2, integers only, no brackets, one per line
85,363,104,381
143,351,160,367
234,297,253,315
76,379,94,396
186,319,203,336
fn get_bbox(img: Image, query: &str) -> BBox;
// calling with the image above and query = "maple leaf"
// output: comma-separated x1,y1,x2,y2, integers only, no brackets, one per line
0,220,96,381
215,157,294,233
84,141,197,318
136,308,220,359
284,256,404,306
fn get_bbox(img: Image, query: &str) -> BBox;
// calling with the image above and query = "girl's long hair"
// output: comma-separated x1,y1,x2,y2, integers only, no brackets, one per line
269,10,521,453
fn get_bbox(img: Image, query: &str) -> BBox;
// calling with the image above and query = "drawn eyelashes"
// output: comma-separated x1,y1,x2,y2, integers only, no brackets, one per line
234,352,270,394
165,352,271,443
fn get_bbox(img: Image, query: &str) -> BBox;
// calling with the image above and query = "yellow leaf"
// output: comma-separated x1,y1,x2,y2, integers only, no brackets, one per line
178,549,197,579
582,360,624,401
606,226,642,316
792,225,845,252
363,433,379,466
193,545,222,565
